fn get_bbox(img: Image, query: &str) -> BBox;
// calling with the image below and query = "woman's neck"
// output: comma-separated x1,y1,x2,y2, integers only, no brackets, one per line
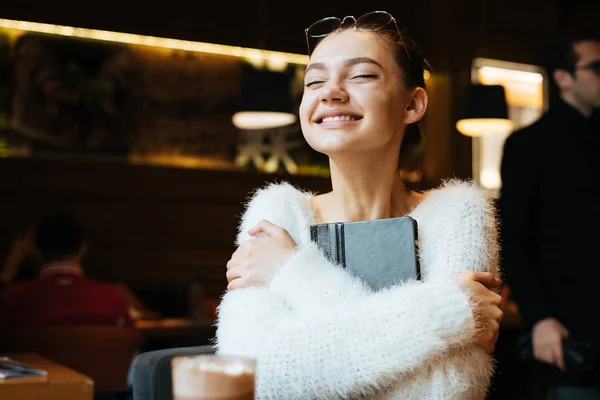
314,155,419,223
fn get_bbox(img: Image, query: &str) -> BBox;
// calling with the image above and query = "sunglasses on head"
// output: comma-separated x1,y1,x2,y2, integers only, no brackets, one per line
304,10,410,61
574,60,600,75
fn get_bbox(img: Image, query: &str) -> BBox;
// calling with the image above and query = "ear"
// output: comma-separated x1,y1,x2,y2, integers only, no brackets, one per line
404,87,428,125
553,69,573,92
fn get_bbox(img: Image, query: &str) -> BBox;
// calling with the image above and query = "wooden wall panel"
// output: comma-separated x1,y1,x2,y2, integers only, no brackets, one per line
0,158,331,306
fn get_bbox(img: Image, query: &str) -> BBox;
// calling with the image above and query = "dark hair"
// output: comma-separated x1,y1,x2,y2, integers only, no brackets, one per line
546,29,600,76
312,27,431,163
34,210,85,262
546,29,600,103
376,30,430,161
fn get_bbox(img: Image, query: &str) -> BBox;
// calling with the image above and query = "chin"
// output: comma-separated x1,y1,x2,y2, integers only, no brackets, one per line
304,131,358,155
306,142,353,157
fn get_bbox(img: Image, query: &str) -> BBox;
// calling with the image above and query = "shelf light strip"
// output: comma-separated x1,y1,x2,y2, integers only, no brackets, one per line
0,18,310,65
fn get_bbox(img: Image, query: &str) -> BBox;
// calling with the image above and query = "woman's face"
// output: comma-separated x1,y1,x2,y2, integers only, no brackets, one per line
299,29,414,157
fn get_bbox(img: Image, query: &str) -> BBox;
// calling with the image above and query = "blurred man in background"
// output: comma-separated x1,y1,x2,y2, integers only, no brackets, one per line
0,209,137,329
499,29,600,399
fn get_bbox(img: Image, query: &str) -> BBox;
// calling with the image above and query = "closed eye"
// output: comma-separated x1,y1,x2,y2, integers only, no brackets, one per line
351,74,378,80
305,80,325,88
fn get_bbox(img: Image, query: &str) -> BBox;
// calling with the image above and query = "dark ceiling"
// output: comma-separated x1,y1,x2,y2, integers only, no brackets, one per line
2,0,598,60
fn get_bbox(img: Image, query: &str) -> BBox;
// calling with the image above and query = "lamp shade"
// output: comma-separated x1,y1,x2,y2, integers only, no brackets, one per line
232,63,297,130
456,84,513,137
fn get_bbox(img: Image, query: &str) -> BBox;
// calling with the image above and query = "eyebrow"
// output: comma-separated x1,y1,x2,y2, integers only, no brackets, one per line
305,57,383,74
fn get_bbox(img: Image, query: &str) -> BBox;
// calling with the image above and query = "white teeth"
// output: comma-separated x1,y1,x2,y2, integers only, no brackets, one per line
321,115,357,122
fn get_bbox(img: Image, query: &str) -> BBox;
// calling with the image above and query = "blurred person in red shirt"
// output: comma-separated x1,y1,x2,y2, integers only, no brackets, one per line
0,210,137,330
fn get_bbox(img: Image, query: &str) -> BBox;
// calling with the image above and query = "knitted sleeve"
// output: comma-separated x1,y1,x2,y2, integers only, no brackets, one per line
216,275,476,399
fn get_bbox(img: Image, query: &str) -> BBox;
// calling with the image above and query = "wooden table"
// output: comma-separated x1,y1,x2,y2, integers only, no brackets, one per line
0,353,93,400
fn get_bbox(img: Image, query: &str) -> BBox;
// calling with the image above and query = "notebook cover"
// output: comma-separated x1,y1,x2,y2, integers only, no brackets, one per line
310,216,420,290
0,357,48,379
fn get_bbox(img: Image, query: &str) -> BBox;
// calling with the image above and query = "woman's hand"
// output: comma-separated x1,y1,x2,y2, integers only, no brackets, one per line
456,271,504,354
226,220,298,291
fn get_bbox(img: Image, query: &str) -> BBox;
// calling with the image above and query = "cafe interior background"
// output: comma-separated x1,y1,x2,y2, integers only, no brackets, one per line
0,0,598,397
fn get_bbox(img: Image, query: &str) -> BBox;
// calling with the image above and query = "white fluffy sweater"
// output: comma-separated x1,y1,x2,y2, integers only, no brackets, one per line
215,180,500,400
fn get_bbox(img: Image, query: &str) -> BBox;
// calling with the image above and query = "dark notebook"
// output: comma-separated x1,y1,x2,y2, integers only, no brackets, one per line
310,216,421,291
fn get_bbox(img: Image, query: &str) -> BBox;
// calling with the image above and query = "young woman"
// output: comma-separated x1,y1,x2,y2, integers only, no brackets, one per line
216,11,503,399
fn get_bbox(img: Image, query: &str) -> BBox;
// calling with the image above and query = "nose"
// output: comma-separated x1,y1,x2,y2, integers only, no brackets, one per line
319,80,349,104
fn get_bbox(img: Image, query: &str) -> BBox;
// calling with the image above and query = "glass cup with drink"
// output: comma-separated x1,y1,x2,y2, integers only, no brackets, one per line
171,355,256,400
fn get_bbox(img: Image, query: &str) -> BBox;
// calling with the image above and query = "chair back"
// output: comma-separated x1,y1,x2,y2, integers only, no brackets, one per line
132,345,216,400
4,325,139,390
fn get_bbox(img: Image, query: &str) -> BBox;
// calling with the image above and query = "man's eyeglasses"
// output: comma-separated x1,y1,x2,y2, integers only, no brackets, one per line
304,10,410,60
574,60,600,76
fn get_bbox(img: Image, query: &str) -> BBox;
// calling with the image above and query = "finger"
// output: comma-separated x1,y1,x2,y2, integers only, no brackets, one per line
545,347,556,367
248,219,282,237
226,256,239,270
227,277,244,291
533,345,550,364
555,341,566,372
226,268,241,283
496,308,505,322
537,348,553,366
228,276,251,291
469,272,499,288
491,292,503,306
489,320,500,336
484,343,495,354
226,254,241,270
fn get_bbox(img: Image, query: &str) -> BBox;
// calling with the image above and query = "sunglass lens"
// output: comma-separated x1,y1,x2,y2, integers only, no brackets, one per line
356,11,393,30
307,17,342,38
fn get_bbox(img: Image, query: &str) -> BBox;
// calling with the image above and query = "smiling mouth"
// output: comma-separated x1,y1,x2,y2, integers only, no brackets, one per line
317,115,363,124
